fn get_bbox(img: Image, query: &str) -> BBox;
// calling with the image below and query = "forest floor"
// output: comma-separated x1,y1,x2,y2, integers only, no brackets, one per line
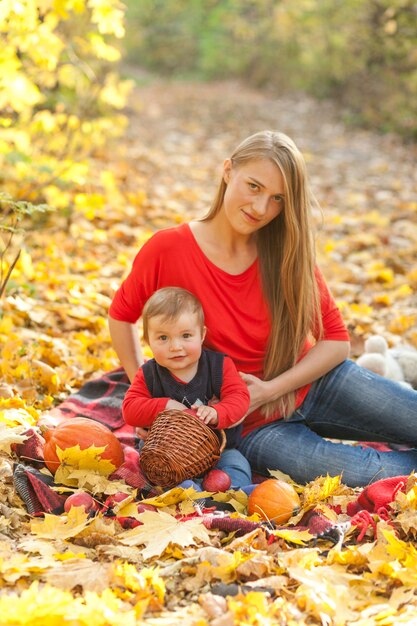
1,75,417,625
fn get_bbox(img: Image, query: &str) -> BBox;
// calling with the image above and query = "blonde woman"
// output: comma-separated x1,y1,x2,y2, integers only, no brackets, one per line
109,130,417,487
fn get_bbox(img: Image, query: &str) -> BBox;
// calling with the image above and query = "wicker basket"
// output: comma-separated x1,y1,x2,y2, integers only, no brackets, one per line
139,409,226,488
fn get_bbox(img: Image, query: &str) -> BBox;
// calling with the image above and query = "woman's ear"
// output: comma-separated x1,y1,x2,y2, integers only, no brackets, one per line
223,159,232,184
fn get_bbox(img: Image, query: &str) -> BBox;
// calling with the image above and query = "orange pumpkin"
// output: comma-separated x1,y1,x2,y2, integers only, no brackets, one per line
248,479,300,523
43,417,124,475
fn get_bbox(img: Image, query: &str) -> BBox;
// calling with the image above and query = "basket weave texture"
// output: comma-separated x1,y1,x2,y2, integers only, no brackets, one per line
139,409,226,488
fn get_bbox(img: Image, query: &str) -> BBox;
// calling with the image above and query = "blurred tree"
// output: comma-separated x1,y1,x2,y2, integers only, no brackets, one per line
0,0,133,211
0,193,50,298
123,0,417,138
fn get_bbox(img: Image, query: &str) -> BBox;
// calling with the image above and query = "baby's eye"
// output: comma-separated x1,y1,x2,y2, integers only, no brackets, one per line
158,335,168,341
183,333,192,339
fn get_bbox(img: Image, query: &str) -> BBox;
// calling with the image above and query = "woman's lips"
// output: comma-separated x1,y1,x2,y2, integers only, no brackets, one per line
241,209,260,223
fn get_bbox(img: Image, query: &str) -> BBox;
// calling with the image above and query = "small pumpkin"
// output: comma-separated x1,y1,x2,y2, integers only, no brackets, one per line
248,478,300,523
43,417,124,475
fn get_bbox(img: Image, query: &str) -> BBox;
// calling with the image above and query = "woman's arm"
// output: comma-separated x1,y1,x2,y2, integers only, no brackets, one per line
108,316,144,383
240,340,350,414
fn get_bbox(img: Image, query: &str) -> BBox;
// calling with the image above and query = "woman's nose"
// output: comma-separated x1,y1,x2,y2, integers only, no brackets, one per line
253,195,268,216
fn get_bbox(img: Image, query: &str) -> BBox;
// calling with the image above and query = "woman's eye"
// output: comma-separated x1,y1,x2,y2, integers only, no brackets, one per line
248,182,259,191
273,195,284,204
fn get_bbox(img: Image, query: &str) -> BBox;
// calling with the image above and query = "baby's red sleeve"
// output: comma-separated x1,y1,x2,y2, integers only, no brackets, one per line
122,368,168,427
214,356,250,429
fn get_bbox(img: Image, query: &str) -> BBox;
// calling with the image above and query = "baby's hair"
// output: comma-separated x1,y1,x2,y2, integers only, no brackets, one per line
142,287,205,343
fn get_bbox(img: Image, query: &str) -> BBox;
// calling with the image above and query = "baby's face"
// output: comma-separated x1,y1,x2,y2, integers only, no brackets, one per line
147,311,205,379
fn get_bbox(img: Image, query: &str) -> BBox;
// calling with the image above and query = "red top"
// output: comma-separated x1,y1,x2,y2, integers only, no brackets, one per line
109,223,350,435
123,355,250,430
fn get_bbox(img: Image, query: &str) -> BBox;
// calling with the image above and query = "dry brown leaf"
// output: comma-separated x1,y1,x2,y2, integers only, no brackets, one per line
44,558,112,592
198,592,227,619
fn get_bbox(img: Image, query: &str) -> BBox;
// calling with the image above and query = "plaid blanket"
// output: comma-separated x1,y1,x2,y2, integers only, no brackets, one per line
47,368,139,448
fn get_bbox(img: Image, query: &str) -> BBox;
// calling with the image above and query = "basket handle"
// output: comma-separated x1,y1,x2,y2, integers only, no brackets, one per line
218,429,226,454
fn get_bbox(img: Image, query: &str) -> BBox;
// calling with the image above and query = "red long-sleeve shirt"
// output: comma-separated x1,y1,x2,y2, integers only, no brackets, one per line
123,354,250,430
110,223,350,435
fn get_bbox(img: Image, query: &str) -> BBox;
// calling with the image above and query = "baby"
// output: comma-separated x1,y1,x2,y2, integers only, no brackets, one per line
122,286,252,489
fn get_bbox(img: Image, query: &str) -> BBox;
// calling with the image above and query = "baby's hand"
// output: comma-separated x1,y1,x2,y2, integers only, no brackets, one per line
193,405,218,426
135,427,148,440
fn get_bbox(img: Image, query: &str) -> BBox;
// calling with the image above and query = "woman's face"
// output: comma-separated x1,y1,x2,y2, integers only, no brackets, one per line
222,158,285,235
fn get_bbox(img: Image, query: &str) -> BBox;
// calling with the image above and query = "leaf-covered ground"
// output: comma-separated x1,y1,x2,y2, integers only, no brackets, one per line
1,77,417,625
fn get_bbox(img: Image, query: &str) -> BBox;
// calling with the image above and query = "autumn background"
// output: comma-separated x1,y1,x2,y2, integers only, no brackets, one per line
0,1,417,624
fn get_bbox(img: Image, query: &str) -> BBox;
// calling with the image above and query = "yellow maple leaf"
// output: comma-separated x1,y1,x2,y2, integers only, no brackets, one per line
30,506,92,540
272,528,314,545
112,561,165,617
382,527,417,567
55,468,128,494
302,474,344,509
228,591,278,624
53,444,116,486
142,486,206,508
210,489,248,514
119,510,210,559
327,544,370,567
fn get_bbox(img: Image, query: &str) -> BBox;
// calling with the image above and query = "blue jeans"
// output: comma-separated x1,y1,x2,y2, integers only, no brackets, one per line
215,448,252,489
238,359,417,487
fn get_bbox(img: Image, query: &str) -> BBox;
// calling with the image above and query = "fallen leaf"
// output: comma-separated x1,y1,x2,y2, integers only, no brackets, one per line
54,444,117,485
30,506,92,540
119,510,210,559
0,423,28,454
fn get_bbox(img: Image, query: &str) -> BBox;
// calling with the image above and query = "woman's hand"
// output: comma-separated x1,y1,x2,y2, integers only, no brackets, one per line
239,372,272,413
239,340,350,415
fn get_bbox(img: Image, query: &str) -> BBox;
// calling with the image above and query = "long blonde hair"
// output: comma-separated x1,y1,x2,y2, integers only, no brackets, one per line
202,130,322,418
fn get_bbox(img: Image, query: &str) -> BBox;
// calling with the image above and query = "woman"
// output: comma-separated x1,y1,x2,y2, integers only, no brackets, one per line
109,130,417,487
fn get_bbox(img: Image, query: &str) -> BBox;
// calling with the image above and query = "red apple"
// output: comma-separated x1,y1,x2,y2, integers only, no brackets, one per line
64,491,100,513
202,469,231,492
102,492,131,512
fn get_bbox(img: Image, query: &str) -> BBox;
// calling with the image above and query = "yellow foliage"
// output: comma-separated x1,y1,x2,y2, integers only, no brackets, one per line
228,591,279,626
31,507,92,540
0,581,137,626
301,474,344,509
389,315,416,334
112,561,165,613
0,0,132,214
54,444,117,485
